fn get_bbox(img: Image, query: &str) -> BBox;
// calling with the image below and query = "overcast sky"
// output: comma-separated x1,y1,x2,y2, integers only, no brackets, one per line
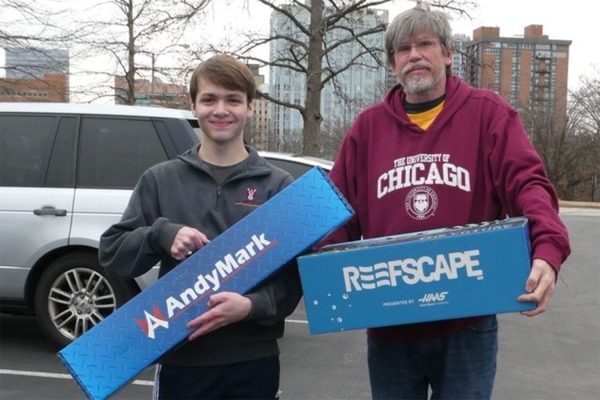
204,0,598,90
1,0,595,96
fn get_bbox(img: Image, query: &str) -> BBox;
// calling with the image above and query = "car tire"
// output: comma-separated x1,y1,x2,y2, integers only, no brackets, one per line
34,252,137,348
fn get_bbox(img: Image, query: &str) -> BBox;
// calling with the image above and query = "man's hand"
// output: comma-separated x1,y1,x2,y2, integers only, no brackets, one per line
518,258,557,317
186,292,252,341
170,226,210,260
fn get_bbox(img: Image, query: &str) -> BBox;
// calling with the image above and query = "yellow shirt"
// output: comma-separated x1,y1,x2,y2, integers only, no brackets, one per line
406,101,445,130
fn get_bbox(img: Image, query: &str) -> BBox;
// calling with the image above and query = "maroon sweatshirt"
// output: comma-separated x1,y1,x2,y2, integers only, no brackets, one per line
326,76,570,341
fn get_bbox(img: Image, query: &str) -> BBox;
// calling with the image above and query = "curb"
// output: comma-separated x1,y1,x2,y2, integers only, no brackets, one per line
559,200,600,209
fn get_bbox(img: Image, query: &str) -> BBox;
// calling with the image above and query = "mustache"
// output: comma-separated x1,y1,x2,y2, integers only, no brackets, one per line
402,62,431,74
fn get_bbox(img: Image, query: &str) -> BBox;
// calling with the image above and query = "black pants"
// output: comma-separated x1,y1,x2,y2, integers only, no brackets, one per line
155,356,280,400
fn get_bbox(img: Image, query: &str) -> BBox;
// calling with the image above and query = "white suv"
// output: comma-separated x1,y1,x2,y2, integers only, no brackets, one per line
0,102,198,347
257,151,333,179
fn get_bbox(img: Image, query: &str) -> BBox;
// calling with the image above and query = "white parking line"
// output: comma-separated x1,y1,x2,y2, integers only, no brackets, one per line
286,318,308,324
0,368,154,386
0,319,309,385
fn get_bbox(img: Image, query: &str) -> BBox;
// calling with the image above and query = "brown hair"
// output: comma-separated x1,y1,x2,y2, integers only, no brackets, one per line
189,54,256,102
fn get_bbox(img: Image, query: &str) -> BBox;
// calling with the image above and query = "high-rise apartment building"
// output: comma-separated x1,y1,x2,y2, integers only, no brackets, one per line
268,4,388,150
452,33,470,81
466,25,571,126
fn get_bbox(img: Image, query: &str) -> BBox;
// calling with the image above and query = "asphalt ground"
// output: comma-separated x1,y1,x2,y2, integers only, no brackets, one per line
279,208,600,399
0,208,598,399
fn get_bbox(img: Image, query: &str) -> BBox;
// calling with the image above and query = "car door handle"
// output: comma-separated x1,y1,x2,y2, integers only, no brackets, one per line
33,206,68,217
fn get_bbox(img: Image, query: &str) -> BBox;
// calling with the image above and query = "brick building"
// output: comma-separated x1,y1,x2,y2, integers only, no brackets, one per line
246,64,270,150
466,25,571,127
0,73,68,102
114,76,189,109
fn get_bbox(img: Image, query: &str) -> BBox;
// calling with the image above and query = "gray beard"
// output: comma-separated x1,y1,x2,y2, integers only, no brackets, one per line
402,75,438,95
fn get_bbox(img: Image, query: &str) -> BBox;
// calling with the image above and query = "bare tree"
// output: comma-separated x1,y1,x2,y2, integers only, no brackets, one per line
233,0,390,156
226,0,475,156
522,73,600,201
1,0,212,104
0,0,66,52
563,74,600,200
66,0,212,104
0,0,75,101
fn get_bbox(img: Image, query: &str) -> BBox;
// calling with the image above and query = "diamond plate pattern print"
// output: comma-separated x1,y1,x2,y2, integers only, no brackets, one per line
58,167,353,400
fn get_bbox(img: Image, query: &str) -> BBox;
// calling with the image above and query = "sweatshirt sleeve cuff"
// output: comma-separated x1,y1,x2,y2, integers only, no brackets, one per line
243,292,268,321
532,242,564,275
152,218,184,254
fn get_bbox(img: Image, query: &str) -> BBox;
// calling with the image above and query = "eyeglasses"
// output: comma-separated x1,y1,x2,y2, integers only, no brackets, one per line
394,39,439,55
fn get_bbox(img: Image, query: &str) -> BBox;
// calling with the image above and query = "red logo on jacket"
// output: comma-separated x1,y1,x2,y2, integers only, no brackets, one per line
235,187,262,207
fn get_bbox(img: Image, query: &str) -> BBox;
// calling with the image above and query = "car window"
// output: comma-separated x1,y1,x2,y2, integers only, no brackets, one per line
0,114,59,187
78,117,168,189
46,117,77,187
264,158,312,179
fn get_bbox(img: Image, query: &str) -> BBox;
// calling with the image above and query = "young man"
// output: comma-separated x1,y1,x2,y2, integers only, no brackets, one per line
99,54,301,400
325,4,570,400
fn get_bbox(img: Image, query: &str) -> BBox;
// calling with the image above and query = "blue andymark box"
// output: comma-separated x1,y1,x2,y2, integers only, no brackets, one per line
297,217,535,334
58,167,353,400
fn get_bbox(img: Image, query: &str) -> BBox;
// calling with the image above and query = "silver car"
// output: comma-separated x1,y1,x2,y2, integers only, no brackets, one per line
0,102,198,347
0,102,333,347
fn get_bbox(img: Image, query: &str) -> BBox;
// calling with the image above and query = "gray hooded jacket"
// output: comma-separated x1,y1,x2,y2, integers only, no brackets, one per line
99,144,301,366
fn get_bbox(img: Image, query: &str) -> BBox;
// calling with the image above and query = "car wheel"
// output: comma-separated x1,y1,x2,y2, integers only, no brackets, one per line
34,252,137,348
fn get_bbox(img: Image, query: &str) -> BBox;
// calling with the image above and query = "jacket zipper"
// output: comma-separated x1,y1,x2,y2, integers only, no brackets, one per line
216,186,222,209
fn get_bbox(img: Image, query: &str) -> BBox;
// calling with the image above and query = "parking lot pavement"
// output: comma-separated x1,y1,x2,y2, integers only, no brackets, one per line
1,213,598,399
280,212,600,399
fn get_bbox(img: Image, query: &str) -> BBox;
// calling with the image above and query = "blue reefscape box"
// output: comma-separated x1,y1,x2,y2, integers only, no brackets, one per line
58,167,353,400
297,217,536,334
